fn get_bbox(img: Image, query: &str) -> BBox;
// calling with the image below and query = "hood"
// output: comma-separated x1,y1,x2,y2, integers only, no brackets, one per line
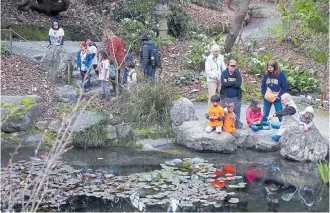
281,93,295,106
51,18,59,30
302,106,314,116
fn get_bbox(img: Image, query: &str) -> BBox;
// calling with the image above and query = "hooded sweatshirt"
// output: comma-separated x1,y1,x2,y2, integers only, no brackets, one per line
141,39,154,69
205,54,226,83
48,19,64,46
261,71,288,97
274,93,299,136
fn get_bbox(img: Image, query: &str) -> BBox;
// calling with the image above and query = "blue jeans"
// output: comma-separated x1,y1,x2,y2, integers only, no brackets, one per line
100,81,110,97
249,121,270,131
270,122,282,141
262,98,283,122
144,66,154,80
80,70,90,91
123,67,129,84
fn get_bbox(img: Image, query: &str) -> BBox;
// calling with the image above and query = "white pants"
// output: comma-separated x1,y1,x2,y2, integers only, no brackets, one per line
205,125,222,133
207,81,220,107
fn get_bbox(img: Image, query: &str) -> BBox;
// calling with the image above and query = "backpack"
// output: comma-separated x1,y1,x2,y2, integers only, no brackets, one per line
141,42,161,68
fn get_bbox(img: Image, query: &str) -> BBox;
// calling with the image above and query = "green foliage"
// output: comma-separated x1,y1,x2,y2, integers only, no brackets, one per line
1,45,12,58
284,67,320,94
195,92,208,102
72,123,108,148
44,130,57,144
114,81,175,128
1,23,48,41
117,18,157,54
112,0,155,23
172,72,197,86
317,161,329,184
241,82,262,103
168,3,190,38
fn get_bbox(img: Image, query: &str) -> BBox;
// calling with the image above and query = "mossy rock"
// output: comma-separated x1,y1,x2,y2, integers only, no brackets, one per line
1,23,49,41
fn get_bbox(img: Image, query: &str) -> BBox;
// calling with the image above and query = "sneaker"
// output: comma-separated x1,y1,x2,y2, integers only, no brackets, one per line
263,126,271,130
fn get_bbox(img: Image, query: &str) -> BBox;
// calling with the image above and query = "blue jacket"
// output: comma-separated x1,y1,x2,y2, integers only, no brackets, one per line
76,51,92,71
261,71,288,97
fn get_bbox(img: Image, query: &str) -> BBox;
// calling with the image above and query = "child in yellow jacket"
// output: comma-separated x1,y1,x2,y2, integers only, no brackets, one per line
205,95,225,134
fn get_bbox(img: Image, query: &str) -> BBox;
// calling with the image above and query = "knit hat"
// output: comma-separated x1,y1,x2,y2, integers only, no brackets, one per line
302,106,314,117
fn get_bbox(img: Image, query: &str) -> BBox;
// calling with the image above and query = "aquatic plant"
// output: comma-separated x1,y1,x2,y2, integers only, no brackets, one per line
317,161,329,184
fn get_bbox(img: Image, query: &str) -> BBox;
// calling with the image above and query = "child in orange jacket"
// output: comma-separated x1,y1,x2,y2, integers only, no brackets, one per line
223,102,237,136
205,95,225,134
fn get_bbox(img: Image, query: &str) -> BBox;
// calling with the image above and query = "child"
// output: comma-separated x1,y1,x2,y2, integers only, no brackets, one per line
127,62,137,89
246,98,271,131
77,41,92,93
205,95,225,134
99,50,110,99
299,106,314,132
223,102,237,136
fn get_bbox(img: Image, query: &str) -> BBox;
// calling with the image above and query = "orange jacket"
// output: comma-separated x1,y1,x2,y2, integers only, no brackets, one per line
223,112,236,133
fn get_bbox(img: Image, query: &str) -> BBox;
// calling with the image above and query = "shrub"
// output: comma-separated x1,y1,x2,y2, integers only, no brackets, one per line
112,0,155,23
1,45,12,58
112,80,175,128
117,18,157,54
168,3,190,38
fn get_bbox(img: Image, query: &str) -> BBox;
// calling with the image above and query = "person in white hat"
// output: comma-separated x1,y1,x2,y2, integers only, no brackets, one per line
299,106,315,132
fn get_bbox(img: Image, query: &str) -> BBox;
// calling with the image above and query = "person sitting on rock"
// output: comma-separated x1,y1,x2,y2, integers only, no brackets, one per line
246,98,271,131
205,95,225,134
48,18,64,47
223,102,237,136
299,106,315,132
268,93,299,141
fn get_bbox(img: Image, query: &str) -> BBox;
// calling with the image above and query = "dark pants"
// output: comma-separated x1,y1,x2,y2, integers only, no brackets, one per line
262,98,283,122
123,67,129,84
93,64,99,76
144,65,154,80
80,70,90,91
221,96,243,128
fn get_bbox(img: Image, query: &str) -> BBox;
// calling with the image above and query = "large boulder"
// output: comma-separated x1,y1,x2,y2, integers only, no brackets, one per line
55,85,78,103
279,127,329,162
175,120,237,153
1,96,44,132
40,46,74,80
236,128,280,152
170,98,198,127
70,110,109,148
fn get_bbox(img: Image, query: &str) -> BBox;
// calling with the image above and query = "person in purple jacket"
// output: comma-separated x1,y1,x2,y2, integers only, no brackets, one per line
261,60,288,122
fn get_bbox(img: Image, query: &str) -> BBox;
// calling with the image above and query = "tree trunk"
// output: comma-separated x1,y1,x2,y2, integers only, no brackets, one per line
17,0,69,16
224,0,250,53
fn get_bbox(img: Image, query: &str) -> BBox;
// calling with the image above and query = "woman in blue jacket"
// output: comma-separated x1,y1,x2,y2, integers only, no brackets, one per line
261,60,288,122
77,41,92,92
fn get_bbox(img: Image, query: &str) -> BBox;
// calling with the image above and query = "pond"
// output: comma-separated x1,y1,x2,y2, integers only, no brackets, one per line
1,145,329,212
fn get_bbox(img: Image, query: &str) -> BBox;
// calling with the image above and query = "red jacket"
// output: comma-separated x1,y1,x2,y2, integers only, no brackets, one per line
106,36,125,68
246,107,262,125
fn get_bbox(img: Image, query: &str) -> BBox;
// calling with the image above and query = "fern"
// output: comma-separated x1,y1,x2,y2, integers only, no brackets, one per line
317,161,329,184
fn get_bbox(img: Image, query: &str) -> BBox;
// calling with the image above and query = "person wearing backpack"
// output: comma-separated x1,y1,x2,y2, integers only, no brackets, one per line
140,35,161,80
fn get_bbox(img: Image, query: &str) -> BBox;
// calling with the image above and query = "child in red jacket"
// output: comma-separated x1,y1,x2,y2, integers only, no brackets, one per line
246,99,271,131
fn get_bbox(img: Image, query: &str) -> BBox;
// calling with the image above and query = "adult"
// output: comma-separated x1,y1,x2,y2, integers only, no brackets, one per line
104,30,125,68
220,59,243,129
205,44,226,107
261,60,288,122
140,35,157,80
86,38,98,76
268,93,299,141
48,18,64,47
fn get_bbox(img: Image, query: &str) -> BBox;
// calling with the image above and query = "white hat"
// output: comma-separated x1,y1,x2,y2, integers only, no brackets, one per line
302,106,314,116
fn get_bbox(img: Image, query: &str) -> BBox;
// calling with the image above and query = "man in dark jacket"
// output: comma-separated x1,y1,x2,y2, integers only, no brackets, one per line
220,59,243,129
140,35,155,80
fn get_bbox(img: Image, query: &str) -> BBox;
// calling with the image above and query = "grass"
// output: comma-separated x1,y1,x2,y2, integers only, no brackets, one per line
44,131,57,144
317,161,329,184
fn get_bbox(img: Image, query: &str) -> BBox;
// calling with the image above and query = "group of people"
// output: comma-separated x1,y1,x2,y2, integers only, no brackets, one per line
204,45,315,141
47,19,160,99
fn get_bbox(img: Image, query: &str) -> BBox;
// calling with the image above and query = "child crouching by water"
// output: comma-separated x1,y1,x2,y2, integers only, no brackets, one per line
223,102,237,136
246,98,271,131
205,95,225,134
299,106,314,132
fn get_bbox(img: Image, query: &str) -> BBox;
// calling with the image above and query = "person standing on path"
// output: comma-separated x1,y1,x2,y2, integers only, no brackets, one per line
98,50,111,99
261,60,288,122
77,41,92,93
86,38,98,76
205,44,226,107
48,18,64,47
220,59,243,129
